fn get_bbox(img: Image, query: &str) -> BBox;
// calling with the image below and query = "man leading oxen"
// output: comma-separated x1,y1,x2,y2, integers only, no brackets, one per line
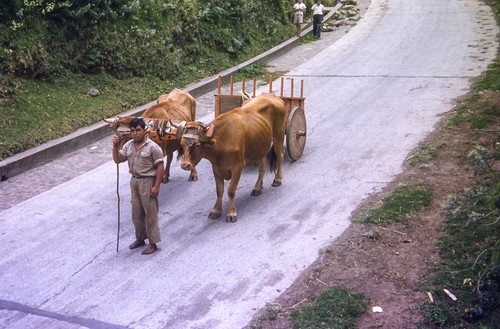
175,93,287,223
106,88,198,183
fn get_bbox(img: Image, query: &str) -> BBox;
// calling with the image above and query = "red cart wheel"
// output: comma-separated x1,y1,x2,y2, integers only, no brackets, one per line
286,107,307,161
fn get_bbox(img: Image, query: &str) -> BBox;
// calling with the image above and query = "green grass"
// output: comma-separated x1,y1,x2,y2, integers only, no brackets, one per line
0,74,184,159
357,185,433,226
475,59,500,92
290,288,369,329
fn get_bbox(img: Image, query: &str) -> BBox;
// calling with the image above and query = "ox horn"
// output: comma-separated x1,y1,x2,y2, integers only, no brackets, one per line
103,116,120,130
173,121,187,140
240,90,252,101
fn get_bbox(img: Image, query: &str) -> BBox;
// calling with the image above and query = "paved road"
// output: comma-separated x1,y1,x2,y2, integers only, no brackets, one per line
0,0,497,328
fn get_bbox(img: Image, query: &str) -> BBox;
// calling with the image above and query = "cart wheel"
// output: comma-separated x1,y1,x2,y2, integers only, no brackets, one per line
286,106,307,161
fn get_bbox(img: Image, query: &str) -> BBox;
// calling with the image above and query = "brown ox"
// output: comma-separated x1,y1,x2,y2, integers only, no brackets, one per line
107,88,198,183
176,93,286,222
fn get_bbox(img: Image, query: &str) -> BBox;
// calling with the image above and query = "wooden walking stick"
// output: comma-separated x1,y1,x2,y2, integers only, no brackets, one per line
116,163,121,252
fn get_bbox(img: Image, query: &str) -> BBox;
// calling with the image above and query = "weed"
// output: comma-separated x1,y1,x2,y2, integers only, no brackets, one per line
470,115,493,129
420,302,453,327
234,63,268,81
407,143,443,166
300,33,318,44
262,305,281,321
450,114,466,126
483,107,499,116
467,146,500,179
450,105,469,126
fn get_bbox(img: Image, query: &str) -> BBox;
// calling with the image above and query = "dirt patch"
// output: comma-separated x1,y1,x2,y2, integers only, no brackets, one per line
248,90,500,328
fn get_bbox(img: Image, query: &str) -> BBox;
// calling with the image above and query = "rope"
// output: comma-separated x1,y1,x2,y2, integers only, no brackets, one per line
116,163,121,252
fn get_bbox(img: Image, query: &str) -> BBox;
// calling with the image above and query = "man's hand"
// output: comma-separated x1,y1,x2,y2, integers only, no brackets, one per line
112,135,122,164
112,134,120,147
150,185,160,198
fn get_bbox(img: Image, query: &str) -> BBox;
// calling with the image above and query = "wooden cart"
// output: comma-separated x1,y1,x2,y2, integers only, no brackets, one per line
214,75,307,161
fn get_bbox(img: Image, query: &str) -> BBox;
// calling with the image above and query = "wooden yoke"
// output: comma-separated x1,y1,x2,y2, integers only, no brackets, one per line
139,117,179,142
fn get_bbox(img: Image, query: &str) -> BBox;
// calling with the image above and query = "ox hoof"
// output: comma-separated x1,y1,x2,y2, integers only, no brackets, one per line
271,179,282,187
162,177,169,184
189,175,198,182
226,215,238,223
208,211,222,219
251,189,262,196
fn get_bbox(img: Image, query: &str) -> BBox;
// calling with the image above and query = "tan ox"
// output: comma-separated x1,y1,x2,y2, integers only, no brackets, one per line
143,88,197,182
176,93,286,222
106,88,198,183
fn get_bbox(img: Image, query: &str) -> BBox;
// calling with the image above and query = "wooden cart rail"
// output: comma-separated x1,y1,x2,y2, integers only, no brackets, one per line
215,75,305,117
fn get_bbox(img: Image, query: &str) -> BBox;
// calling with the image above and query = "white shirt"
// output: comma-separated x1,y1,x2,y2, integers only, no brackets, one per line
294,2,306,13
312,3,325,15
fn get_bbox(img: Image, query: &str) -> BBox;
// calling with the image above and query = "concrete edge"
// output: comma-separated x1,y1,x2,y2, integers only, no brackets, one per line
0,4,342,180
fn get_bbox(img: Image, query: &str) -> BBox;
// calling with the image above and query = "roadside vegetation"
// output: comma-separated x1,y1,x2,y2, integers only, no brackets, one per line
417,73,500,326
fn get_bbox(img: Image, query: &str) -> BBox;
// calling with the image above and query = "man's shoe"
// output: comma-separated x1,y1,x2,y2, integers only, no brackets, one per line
141,243,157,255
129,240,146,250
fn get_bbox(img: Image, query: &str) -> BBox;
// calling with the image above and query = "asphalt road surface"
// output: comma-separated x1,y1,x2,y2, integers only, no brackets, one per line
0,0,498,328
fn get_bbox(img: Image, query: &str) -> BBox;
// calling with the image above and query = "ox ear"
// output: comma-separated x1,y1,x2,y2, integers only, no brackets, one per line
204,123,215,139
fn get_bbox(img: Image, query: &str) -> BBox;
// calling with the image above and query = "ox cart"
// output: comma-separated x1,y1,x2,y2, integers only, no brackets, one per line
214,75,307,161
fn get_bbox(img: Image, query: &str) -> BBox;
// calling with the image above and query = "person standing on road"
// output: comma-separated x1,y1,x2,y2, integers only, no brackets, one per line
112,118,164,255
312,0,325,38
293,0,307,37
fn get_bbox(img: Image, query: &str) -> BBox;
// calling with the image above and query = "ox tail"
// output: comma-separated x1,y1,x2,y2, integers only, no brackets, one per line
267,143,278,173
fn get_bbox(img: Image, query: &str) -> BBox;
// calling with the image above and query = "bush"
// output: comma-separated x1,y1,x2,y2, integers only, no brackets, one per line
0,0,293,80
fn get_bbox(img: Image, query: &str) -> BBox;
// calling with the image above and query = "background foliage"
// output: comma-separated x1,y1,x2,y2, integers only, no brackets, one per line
0,0,293,80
